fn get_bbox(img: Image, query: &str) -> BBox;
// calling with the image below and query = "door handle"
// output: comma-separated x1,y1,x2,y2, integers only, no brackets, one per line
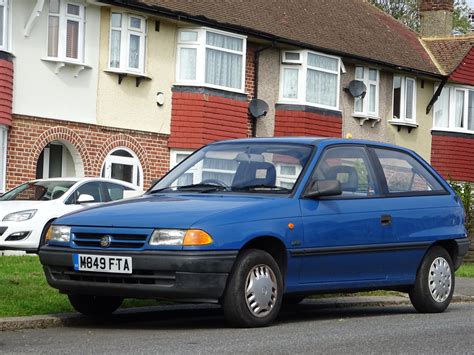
381,215,392,226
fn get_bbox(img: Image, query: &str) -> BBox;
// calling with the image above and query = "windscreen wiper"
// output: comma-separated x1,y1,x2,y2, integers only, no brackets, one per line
232,185,291,193
176,183,230,192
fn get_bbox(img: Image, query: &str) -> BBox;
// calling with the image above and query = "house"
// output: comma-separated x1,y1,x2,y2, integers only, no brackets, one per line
0,0,464,194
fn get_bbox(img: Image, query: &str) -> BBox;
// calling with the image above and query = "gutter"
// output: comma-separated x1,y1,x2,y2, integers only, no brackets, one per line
98,0,443,80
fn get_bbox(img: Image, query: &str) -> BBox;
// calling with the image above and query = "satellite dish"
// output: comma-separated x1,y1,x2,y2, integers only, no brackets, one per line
346,80,367,98
249,99,269,119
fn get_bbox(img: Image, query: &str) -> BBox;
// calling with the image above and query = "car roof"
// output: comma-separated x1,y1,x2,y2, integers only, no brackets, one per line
210,137,415,152
27,177,140,190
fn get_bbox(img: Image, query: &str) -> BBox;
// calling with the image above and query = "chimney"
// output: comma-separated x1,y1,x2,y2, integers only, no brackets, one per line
420,0,454,37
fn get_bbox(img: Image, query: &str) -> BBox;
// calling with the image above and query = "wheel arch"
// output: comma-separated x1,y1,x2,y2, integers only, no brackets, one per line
239,236,288,277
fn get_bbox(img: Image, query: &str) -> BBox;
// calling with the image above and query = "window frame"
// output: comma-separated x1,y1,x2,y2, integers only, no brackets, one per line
0,0,9,52
433,84,474,134
279,50,341,111
353,66,379,117
391,75,417,123
47,0,85,63
176,27,247,93
0,125,7,193
108,12,147,75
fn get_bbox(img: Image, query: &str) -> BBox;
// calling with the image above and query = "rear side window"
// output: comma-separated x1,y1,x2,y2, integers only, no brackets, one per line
373,148,445,194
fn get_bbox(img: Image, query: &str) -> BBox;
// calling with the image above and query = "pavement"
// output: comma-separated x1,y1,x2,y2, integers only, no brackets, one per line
1,277,473,332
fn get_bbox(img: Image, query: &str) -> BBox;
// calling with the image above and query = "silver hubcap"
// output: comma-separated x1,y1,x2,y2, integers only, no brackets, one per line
245,264,278,318
428,257,452,303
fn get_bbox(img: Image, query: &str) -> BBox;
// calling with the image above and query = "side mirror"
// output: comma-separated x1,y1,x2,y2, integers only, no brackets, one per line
77,194,95,204
305,180,342,199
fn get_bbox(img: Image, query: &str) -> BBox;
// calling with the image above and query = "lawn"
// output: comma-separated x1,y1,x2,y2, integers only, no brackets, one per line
0,256,473,318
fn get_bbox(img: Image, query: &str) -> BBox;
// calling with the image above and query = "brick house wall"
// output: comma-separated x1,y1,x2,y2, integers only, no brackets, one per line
6,115,170,189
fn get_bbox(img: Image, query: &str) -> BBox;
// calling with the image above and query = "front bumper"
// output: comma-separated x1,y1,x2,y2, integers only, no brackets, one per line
0,222,39,252
39,246,238,301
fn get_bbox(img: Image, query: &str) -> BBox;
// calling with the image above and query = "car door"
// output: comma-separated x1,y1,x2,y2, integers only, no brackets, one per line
298,145,393,287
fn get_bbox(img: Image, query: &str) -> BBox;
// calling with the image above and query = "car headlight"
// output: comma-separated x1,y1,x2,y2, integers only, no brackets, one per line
2,209,37,222
149,229,213,246
45,225,71,243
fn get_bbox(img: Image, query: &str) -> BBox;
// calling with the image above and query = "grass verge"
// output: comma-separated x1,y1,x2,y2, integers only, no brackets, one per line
0,256,472,318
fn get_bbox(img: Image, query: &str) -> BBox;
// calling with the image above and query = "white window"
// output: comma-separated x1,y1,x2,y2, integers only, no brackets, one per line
177,28,247,92
433,85,474,132
101,148,143,188
280,50,341,110
354,66,379,116
109,12,146,74
0,0,9,51
0,125,7,193
392,75,416,122
47,0,85,62
276,163,302,190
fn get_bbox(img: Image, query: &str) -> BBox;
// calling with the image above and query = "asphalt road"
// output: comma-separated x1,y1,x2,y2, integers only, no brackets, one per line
0,302,473,354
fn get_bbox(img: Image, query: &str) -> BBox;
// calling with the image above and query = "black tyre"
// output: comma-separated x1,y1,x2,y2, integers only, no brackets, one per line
222,249,283,328
68,294,123,316
409,246,455,313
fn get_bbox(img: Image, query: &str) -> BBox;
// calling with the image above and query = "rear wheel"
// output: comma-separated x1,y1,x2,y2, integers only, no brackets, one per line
68,294,123,316
222,249,283,328
409,246,454,313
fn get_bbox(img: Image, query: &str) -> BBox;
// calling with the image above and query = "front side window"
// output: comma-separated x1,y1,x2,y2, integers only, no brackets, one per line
392,75,416,122
434,85,474,132
48,0,85,62
310,146,377,198
374,148,445,194
155,143,313,194
0,126,7,192
105,182,133,201
109,12,146,74
0,0,9,51
66,182,103,204
280,50,341,110
354,66,379,116
177,28,246,91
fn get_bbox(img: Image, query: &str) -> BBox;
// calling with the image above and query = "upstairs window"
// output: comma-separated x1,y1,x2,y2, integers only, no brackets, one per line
354,66,379,116
109,13,146,74
177,28,247,92
280,50,341,110
0,0,8,51
434,85,474,132
47,0,85,62
392,75,416,122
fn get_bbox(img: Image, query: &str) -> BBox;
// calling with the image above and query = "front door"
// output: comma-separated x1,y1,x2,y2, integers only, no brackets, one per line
298,145,393,288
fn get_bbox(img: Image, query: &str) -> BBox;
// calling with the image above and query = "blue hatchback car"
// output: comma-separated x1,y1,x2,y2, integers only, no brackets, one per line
39,138,470,327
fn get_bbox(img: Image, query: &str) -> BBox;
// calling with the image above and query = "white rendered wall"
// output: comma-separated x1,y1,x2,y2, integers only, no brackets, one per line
11,0,100,124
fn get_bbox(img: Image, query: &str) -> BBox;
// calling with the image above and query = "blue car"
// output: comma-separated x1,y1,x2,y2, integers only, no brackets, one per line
39,138,470,327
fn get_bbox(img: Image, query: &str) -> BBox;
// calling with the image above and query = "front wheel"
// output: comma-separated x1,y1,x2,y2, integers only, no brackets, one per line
222,249,283,328
68,294,123,316
409,246,454,313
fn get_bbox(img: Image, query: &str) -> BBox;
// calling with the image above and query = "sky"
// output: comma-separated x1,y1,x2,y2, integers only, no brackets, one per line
468,0,474,10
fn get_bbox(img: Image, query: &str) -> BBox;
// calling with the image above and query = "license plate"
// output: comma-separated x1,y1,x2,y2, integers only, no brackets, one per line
73,254,132,274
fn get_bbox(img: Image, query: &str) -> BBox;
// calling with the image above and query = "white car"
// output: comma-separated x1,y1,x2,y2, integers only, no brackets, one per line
0,178,142,253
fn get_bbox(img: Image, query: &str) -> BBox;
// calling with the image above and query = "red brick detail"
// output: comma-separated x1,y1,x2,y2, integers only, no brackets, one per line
169,91,250,149
6,115,170,189
274,109,342,137
0,59,13,126
431,134,474,182
420,0,454,11
449,47,474,86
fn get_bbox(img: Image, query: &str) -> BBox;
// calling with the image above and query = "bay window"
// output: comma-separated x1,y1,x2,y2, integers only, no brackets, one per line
109,12,146,74
434,85,474,132
354,66,379,116
47,0,85,62
0,126,7,193
0,0,8,51
280,50,341,110
177,28,246,92
392,75,416,122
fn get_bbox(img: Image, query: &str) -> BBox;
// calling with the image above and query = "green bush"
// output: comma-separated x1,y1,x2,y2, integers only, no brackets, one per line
448,180,472,236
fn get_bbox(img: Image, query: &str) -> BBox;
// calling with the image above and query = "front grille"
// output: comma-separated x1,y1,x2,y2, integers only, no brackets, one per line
0,227,7,237
50,267,175,286
73,233,148,250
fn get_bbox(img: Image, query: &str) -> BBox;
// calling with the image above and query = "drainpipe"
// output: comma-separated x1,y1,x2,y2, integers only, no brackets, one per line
426,76,448,115
252,41,276,137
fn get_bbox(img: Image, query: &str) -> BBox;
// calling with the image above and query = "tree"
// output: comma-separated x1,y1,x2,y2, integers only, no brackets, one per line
370,0,471,34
